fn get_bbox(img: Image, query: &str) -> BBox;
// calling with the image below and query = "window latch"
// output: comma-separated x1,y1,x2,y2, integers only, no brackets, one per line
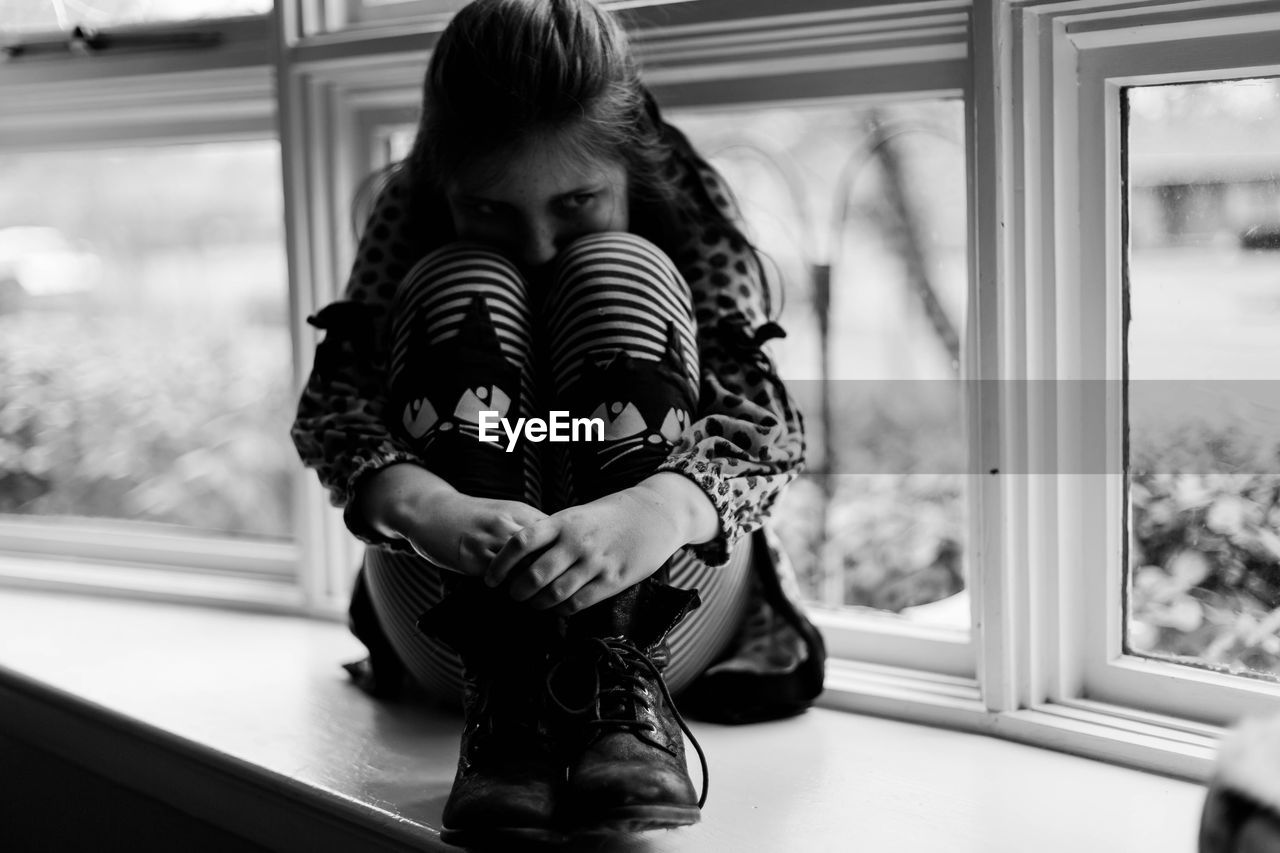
3,25,222,60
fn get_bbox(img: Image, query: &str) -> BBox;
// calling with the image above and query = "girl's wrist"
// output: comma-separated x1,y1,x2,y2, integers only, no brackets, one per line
631,472,719,547
357,463,459,539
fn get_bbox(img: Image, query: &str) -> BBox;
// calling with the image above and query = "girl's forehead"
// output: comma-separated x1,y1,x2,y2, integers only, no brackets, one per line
450,124,625,196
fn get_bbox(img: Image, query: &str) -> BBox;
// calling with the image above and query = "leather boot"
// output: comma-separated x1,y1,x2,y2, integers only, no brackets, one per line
549,576,708,834
416,583,564,847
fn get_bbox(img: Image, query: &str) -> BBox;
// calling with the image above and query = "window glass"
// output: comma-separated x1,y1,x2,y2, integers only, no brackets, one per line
0,0,269,32
0,140,293,541
670,101,970,629
1126,78,1280,678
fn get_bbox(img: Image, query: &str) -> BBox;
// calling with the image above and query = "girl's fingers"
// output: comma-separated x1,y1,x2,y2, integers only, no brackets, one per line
485,521,559,588
506,547,576,603
525,562,594,610
553,578,613,617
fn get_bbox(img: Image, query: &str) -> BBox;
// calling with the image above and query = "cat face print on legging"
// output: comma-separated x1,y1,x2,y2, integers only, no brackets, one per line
394,294,520,451
566,322,696,500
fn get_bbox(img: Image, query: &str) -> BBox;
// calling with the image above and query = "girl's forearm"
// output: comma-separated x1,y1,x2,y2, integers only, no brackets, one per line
631,472,720,548
355,462,459,541
359,465,719,551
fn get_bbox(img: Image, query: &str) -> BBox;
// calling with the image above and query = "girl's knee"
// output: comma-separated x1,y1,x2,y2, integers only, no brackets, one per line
551,231,690,301
395,241,525,309
558,231,674,267
418,240,519,273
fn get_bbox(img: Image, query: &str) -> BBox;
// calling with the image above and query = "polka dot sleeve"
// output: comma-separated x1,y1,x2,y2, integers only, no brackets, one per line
656,156,808,567
290,171,433,546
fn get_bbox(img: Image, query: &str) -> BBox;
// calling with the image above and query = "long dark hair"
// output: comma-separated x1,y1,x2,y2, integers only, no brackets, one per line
369,0,769,310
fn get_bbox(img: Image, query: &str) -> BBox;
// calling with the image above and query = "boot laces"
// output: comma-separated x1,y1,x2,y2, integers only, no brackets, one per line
547,636,709,808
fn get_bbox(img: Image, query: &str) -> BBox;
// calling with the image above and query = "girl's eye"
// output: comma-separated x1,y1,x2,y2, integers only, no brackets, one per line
562,192,597,210
466,201,498,217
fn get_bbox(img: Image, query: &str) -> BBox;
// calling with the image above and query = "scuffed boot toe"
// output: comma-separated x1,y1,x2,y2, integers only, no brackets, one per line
441,769,563,846
564,753,701,833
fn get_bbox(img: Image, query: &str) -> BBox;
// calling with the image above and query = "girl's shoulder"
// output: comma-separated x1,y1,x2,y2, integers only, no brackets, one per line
686,158,740,224
357,163,453,248
664,154,771,329
663,131,742,226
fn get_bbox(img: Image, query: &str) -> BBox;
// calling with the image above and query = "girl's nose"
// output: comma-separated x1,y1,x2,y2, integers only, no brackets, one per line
516,219,560,270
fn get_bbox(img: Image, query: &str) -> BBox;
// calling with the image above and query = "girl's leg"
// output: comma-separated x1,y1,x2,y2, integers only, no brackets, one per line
541,232,754,831
389,243,543,505
542,231,753,693
543,232,699,504
367,244,564,843
368,243,544,701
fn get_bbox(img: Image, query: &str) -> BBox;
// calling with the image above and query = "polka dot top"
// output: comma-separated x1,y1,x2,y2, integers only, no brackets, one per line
291,137,806,568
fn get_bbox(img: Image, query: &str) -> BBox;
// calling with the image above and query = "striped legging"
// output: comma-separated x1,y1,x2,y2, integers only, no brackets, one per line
362,232,753,702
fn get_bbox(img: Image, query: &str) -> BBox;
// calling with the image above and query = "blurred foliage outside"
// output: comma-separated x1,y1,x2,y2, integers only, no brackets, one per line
771,379,966,612
774,473,964,613
0,311,293,539
0,140,293,541
1130,419,1280,679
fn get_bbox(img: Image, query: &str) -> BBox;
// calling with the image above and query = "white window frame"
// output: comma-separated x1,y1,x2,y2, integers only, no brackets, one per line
974,0,1280,778
1010,0,1280,724
2,0,1278,782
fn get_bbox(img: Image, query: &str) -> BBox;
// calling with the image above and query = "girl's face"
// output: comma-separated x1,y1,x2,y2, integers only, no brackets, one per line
444,123,629,271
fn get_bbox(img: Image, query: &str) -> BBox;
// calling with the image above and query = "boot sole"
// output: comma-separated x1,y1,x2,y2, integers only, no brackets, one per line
440,825,567,848
568,804,702,835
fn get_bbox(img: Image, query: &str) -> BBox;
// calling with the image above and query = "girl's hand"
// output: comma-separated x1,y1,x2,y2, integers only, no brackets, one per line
484,477,709,615
409,493,549,577
358,464,547,577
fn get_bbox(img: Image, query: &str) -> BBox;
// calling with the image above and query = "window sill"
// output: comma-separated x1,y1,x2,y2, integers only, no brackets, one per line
0,588,1206,852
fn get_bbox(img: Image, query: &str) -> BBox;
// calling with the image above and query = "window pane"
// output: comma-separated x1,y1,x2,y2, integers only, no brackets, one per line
1126,78,1280,679
1,0,269,32
670,101,970,629
0,140,293,541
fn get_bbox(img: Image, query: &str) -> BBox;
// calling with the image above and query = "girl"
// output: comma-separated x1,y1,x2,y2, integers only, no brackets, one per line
292,0,824,845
